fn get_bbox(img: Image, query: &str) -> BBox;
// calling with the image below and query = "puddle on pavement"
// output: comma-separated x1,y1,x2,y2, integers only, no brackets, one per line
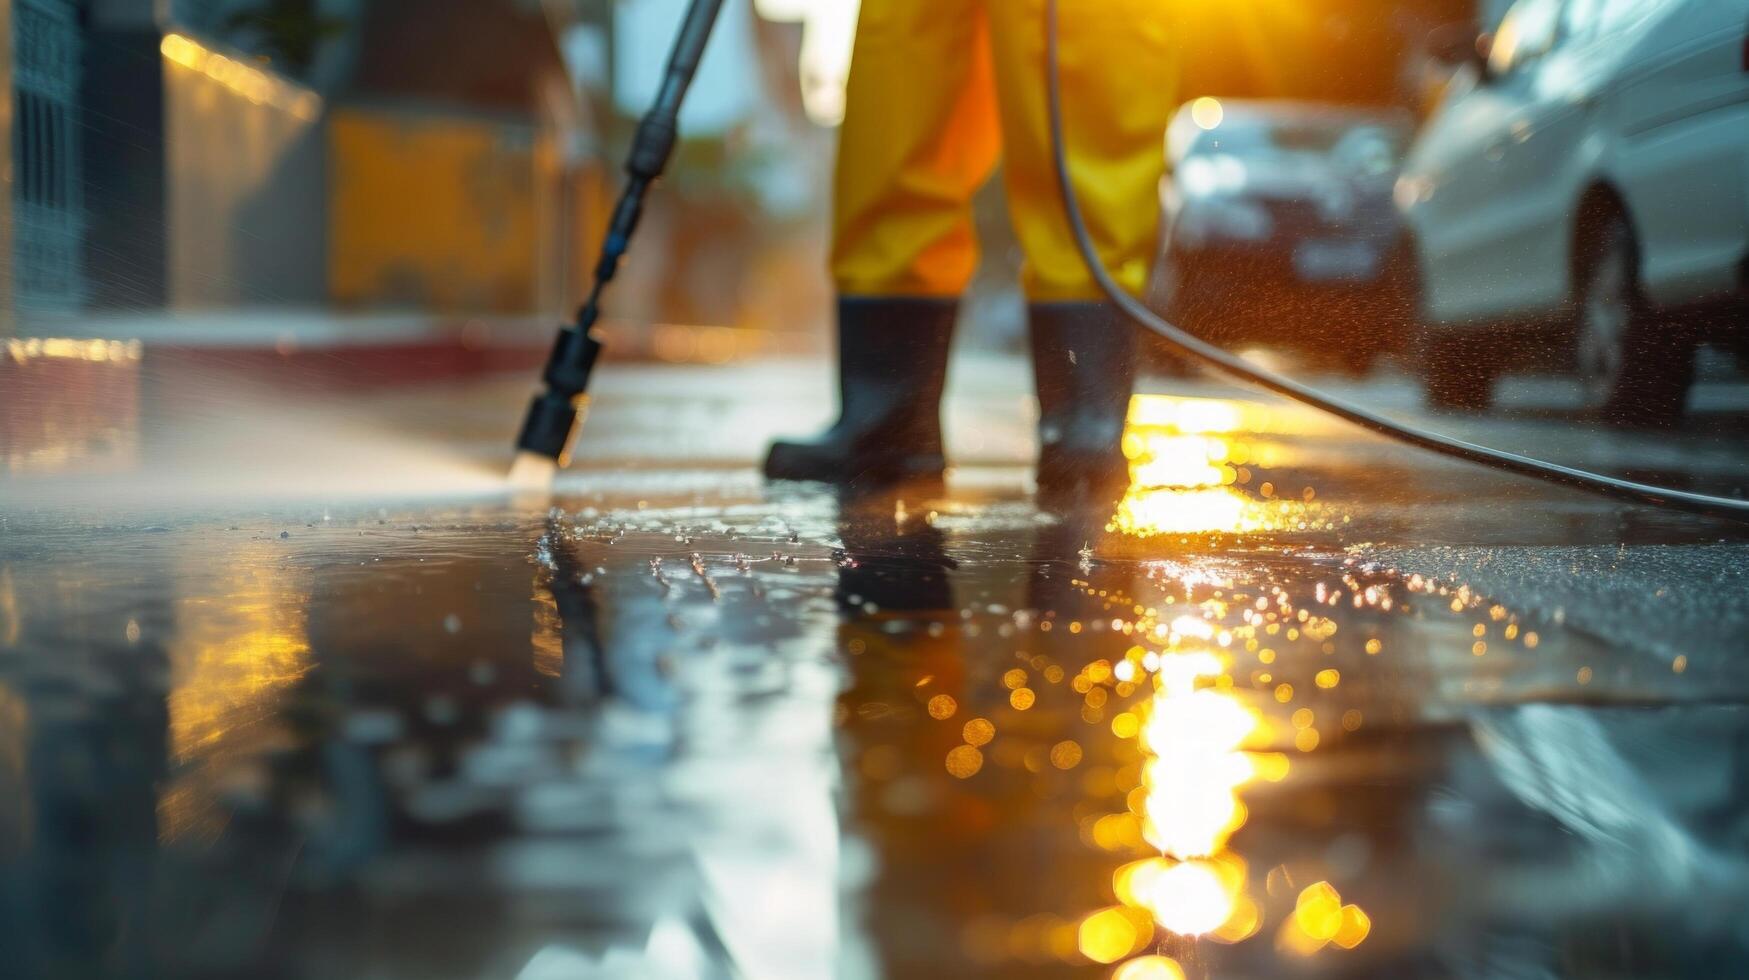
2,394,1748,978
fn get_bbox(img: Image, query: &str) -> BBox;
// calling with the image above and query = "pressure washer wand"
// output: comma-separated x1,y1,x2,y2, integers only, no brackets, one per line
516,0,726,464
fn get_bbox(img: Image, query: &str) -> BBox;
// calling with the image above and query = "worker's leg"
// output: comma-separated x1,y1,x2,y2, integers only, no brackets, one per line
766,0,1001,485
987,0,1176,302
986,0,1179,501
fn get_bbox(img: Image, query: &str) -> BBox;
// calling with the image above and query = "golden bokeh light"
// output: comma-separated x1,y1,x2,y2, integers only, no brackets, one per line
1112,954,1186,980
1051,740,1084,769
1295,881,1344,941
1079,906,1153,964
1145,859,1235,937
1278,880,1370,955
1334,904,1372,949
945,744,984,779
1211,891,1263,943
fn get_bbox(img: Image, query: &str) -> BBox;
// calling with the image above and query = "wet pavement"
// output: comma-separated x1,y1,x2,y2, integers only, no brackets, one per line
4,351,1749,979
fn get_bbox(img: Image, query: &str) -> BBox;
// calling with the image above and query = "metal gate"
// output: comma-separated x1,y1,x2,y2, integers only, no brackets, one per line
11,0,84,312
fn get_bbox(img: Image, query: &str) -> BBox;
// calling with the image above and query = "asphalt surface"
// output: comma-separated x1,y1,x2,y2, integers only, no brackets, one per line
3,351,1749,979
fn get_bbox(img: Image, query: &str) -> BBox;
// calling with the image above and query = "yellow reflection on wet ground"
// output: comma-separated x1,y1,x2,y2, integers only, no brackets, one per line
1088,642,1274,975
0,681,26,849
1125,392,1344,438
1059,544,1387,976
1113,395,1339,537
0,567,19,649
160,554,313,842
529,569,566,679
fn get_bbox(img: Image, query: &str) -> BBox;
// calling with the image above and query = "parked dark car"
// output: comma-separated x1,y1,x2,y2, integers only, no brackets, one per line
1156,99,1414,374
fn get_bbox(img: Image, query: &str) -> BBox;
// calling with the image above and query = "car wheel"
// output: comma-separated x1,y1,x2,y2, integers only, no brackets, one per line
1420,332,1499,412
1399,241,1497,410
1572,208,1694,426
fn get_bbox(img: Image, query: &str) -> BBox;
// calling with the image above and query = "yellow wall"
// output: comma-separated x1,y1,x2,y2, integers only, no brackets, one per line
328,107,541,312
163,33,325,308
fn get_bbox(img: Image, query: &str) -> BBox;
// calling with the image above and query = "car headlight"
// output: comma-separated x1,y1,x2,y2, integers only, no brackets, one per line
1392,175,1433,210
1178,154,1248,198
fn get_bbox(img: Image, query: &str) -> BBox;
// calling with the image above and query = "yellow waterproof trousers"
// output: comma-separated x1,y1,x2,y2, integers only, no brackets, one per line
831,0,1179,302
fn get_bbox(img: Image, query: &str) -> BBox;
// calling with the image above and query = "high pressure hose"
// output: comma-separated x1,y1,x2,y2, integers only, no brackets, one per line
1042,0,1749,523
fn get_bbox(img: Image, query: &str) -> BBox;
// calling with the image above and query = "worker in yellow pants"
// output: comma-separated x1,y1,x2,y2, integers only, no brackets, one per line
764,0,1179,500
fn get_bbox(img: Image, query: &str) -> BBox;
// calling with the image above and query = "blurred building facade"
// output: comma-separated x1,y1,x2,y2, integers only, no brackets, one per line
86,0,585,318
0,0,574,321
0,0,835,336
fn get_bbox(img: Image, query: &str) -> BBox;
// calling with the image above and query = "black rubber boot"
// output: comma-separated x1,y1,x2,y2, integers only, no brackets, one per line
1029,302,1137,504
763,296,955,486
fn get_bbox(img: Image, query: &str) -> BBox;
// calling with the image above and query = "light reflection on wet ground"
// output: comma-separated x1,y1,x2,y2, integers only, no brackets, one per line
4,370,1749,978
